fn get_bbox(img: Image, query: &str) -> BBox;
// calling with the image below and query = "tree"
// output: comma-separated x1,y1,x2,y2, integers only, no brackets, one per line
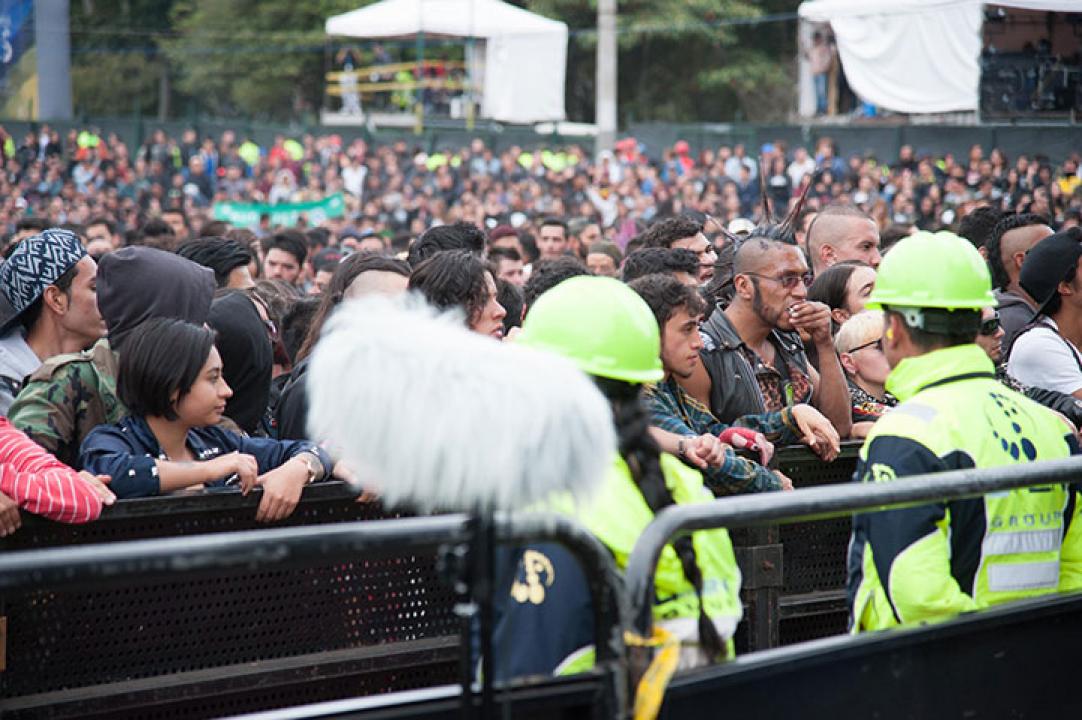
70,0,175,117
161,0,361,121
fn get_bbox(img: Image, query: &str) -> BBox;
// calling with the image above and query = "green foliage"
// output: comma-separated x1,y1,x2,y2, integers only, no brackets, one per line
161,0,361,120
69,0,175,117
67,0,801,124
525,0,800,123
72,53,163,116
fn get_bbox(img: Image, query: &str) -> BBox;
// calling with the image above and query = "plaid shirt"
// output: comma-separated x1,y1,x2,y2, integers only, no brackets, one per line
643,377,799,495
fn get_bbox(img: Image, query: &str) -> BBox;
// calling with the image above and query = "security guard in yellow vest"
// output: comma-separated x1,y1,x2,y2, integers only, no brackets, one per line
491,277,742,679
847,231,1082,632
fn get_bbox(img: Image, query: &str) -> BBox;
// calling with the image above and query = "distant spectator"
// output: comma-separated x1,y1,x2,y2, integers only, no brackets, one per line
522,257,592,315
407,221,486,266
806,205,881,275
489,246,525,287
622,247,700,286
262,231,308,286
585,242,623,277
987,213,1054,354
176,237,255,290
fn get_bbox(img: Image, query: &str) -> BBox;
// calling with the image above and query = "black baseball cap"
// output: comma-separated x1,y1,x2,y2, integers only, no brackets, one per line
1019,227,1082,319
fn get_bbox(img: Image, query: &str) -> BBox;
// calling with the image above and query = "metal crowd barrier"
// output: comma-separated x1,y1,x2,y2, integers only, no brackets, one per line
626,454,1082,646
732,442,860,651
0,483,624,720
0,445,855,719
221,454,1082,720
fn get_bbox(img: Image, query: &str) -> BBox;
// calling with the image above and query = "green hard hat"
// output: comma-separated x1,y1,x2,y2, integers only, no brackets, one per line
866,230,995,311
518,276,664,384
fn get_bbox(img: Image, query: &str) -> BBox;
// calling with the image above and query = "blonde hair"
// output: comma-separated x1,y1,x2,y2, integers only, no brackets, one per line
835,310,885,355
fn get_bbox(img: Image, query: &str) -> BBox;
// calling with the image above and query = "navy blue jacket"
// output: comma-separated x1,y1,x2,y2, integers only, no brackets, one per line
79,415,331,499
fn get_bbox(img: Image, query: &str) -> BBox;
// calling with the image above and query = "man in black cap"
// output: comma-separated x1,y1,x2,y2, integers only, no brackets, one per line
0,229,105,414
9,247,216,466
1007,227,1082,399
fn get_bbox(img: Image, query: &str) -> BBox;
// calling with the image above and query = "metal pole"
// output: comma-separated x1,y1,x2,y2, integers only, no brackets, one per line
415,31,426,135
595,0,617,156
35,0,73,120
625,455,1082,639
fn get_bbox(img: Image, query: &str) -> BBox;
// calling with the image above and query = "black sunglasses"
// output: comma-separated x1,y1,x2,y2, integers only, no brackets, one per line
979,312,1000,337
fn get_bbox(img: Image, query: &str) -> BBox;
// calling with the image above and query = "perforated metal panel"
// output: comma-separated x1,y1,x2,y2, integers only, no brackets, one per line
776,445,858,596
778,611,850,647
0,484,461,711
729,446,860,650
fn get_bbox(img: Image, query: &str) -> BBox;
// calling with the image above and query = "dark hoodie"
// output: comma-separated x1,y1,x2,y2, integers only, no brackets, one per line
208,292,273,435
98,247,217,353
8,248,216,467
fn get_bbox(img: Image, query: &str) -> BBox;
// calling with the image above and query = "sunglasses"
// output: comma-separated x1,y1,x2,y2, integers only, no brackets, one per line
979,312,1000,337
848,338,883,354
744,271,814,290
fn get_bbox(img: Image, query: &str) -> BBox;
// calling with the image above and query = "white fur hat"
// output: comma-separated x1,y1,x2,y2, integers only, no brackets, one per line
306,293,615,513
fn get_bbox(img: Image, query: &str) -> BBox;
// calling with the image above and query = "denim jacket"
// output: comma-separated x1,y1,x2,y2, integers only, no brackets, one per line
79,415,331,498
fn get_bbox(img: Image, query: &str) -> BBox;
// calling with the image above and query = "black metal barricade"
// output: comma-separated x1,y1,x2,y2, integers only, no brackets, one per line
0,483,465,719
0,446,858,719
624,454,1082,718
0,485,626,720
730,442,860,652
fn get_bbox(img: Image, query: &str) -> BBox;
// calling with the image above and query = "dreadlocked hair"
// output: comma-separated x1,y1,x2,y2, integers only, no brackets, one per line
593,375,726,661
986,213,1047,291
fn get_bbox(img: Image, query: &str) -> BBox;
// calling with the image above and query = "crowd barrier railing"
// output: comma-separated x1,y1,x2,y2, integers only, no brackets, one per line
0,483,625,719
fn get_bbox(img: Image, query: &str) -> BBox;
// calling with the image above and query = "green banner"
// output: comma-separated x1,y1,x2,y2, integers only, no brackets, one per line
212,193,346,229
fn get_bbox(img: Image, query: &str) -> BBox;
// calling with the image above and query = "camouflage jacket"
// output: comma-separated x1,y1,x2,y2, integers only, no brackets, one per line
8,338,125,468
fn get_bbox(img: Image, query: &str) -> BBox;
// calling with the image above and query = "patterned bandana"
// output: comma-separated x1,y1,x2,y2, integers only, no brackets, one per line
0,229,87,326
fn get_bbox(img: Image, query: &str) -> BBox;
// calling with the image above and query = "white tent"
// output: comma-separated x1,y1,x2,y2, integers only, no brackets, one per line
326,0,567,124
797,0,1080,114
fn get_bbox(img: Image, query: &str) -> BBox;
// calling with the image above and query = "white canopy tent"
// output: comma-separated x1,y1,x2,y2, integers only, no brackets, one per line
326,0,568,124
797,0,1081,114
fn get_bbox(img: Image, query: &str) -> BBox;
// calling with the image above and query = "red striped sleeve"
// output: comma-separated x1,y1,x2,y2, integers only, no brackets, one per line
0,419,104,523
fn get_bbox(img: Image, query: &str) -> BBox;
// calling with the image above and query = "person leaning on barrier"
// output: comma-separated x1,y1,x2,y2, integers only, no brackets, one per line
0,416,115,534
698,233,853,442
9,247,216,468
494,276,743,677
847,231,1082,634
79,319,335,522
631,273,841,495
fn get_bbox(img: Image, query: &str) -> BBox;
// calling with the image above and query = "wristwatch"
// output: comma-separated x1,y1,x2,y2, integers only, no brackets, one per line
299,452,323,484
677,436,694,461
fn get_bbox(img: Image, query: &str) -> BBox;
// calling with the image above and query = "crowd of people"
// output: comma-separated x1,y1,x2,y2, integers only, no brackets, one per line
1,125,1080,263
0,125,1081,679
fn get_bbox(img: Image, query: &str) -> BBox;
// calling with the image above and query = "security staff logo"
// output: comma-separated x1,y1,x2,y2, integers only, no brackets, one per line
986,391,1038,462
511,550,555,605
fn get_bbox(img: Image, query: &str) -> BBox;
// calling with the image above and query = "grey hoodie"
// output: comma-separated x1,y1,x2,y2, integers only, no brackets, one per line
995,288,1035,359
0,328,41,415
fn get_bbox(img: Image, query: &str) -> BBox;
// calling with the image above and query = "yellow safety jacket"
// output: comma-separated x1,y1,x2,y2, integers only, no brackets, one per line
848,344,1082,632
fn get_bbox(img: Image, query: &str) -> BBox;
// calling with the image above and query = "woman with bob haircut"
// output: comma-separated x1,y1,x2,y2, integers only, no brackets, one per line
79,318,334,522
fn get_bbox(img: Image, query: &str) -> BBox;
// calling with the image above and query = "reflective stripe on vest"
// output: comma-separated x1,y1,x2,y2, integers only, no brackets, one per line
982,528,1062,556
987,561,1060,592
